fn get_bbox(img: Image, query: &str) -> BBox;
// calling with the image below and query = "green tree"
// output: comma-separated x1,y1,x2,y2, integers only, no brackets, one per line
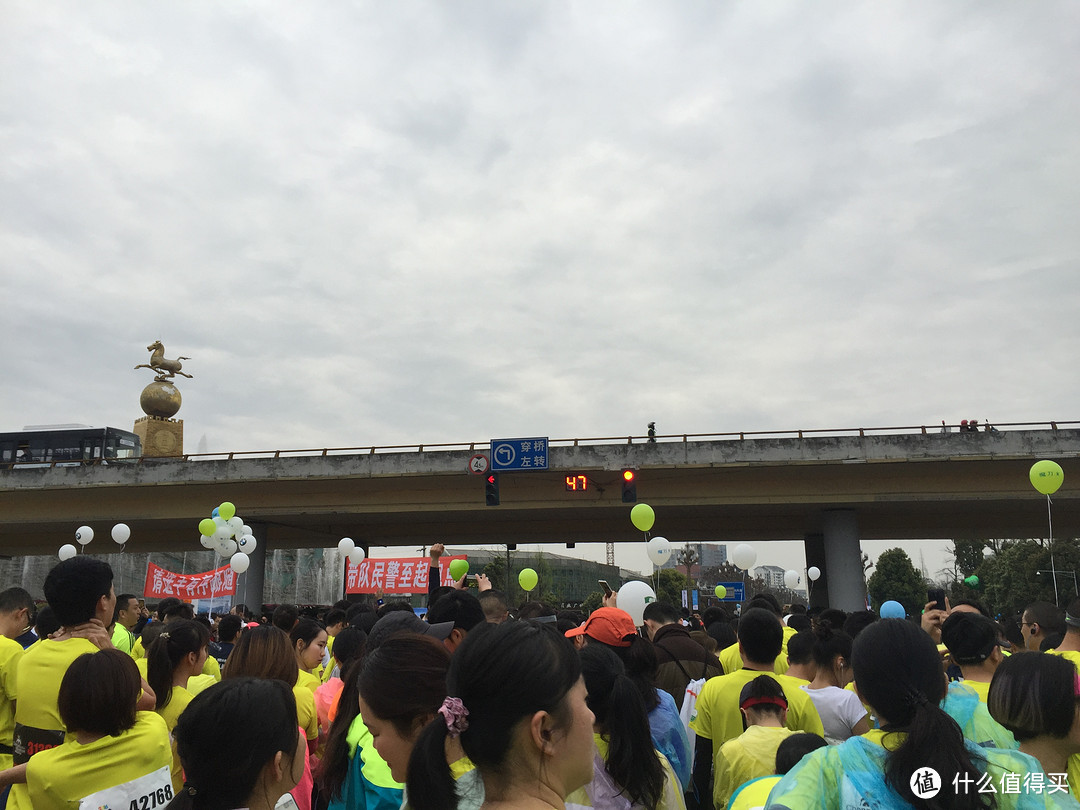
866,548,926,615
978,539,1080,618
581,590,603,614
482,555,506,591
655,569,691,608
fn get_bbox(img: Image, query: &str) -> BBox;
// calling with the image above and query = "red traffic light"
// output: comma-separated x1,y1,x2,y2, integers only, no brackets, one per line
486,474,496,484
622,469,636,482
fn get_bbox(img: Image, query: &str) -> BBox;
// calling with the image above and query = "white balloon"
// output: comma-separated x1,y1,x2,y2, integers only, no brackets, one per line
338,537,355,553
616,580,657,626
240,524,253,537
645,536,672,566
229,552,250,573
348,547,366,565
784,570,801,589
213,515,227,528
807,566,821,582
75,526,94,545
111,523,131,545
199,534,215,549
731,544,757,570
218,538,237,556
213,526,232,544
237,535,257,554
226,516,243,534
58,544,78,561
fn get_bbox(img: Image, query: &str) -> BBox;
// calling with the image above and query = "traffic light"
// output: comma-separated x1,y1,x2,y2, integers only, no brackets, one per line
485,473,500,506
621,469,637,503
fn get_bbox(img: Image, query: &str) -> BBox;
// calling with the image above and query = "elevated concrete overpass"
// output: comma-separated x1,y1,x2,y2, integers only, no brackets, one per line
2,425,1077,610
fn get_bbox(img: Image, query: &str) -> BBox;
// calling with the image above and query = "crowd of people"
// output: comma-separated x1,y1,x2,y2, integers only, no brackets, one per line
2,544,1080,809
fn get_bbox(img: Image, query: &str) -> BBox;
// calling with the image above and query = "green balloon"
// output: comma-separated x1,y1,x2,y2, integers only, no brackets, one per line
519,567,538,592
1030,460,1064,495
630,503,656,532
715,585,727,599
219,501,237,521
964,575,980,588
449,559,469,580
198,518,216,537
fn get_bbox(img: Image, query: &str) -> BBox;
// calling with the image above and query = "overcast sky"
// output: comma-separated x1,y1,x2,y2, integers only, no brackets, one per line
3,2,1077,579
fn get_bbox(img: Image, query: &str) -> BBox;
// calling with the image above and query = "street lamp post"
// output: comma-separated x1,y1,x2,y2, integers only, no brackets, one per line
1035,569,1079,605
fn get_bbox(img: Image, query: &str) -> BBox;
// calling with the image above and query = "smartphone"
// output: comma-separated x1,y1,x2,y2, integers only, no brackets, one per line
927,588,946,611
598,580,613,597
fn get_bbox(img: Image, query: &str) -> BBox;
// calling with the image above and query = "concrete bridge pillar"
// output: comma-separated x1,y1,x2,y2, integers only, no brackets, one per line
235,521,267,612
822,510,867,612
803,533,829,610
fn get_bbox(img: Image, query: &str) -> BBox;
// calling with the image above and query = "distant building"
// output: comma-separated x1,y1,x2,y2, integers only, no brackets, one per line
754,565,786,590
660,542,728,574
450,548,626,606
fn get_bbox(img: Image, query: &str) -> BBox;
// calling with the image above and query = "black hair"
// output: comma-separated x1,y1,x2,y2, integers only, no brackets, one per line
426,590,485,632
740,675,788,724
218,615,242,643
775,733,828,774
642,601,682,625
377,599,414,618
851,619,990,809
43,557,113,626
58,650,140,736
317,654,364,803
707,620,737,650
168,678,298,810
810,622,853,671
817,608,848,630
147,619,211,711
271,604,299,632
428,585,455,610
556,610,585,636
163,602,195,622
785,630,816,665
331,626,366,667
746,594,782,616
406,622,582,810
323,609,347,628
578,644,663,808
701,606,729,628
951,600,991,619
988,652,1078,741
737,608,784,665
786,614,812,633
1040,633,1065,652
1023,601,1064,635
587,633,660,712
156,597,182,621
114,592,138,613
516,600,556,620
0,587,34,616
358,634,450,739
841,610,878,640
289,618,326,648
34,605,60,638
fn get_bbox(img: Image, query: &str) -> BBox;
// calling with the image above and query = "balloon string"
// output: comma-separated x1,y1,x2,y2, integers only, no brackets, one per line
1048,494,1054,544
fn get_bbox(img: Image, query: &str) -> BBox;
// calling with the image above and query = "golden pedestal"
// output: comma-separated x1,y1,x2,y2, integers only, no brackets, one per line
134,416,184,458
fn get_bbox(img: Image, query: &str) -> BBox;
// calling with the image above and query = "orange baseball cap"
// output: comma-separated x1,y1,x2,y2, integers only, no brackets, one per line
564,607,637,647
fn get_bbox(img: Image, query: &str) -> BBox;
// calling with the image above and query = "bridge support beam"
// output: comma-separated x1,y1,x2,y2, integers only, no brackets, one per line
822,510,866,612
803,534,829,610
235,521,267,612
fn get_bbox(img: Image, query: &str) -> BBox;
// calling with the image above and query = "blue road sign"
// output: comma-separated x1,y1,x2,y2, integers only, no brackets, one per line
717,581,745,601
490,437,549,471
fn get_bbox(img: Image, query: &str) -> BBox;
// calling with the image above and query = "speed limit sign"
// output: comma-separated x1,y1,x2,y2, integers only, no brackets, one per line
467,454,490,475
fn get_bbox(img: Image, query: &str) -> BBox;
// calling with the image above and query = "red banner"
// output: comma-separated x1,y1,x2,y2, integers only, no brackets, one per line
345,556,466,594
144,562,237,600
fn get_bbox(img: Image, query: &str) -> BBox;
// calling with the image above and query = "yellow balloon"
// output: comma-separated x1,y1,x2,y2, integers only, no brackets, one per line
519,568,538,592
198,518,216,537
630,503,655,532
715,585,727,599
1030,460,1064,495
219,501,237,521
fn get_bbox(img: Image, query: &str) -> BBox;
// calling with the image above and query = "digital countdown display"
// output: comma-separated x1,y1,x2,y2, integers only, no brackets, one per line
565,474,588,492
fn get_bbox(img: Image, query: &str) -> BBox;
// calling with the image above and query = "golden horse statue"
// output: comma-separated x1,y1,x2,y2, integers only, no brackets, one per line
134,341,193,382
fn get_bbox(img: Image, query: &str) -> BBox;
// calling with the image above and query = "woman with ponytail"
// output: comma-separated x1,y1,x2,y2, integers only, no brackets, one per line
406,621,595,810
166,678,304,810
564,644,684,810
767,619,1052,809
800,622,868,744
146,618,211,792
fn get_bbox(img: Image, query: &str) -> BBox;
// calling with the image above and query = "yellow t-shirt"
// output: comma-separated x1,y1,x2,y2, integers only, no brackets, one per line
296,669,321,695
132,637,145,660
729,774,781,810
295,685,318,741
959,678,991,702
202,655,221,681
26,711,172,810
690,669,824,748
719,626,797,677
156,685,194,793
111,624,136,655
9,638,100,810
0,635,24,771
714,725,794,810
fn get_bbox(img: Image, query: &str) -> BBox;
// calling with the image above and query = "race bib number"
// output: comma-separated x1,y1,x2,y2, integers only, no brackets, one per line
78,765,172,810
275,794,300,810
12,723,65,765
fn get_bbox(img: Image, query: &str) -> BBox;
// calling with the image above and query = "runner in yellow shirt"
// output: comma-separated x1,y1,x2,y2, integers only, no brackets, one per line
0,588,34,774
146,619,211,792
25,650,171,810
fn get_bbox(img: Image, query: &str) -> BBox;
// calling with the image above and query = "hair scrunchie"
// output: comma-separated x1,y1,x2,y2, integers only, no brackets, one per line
438,696,469,737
